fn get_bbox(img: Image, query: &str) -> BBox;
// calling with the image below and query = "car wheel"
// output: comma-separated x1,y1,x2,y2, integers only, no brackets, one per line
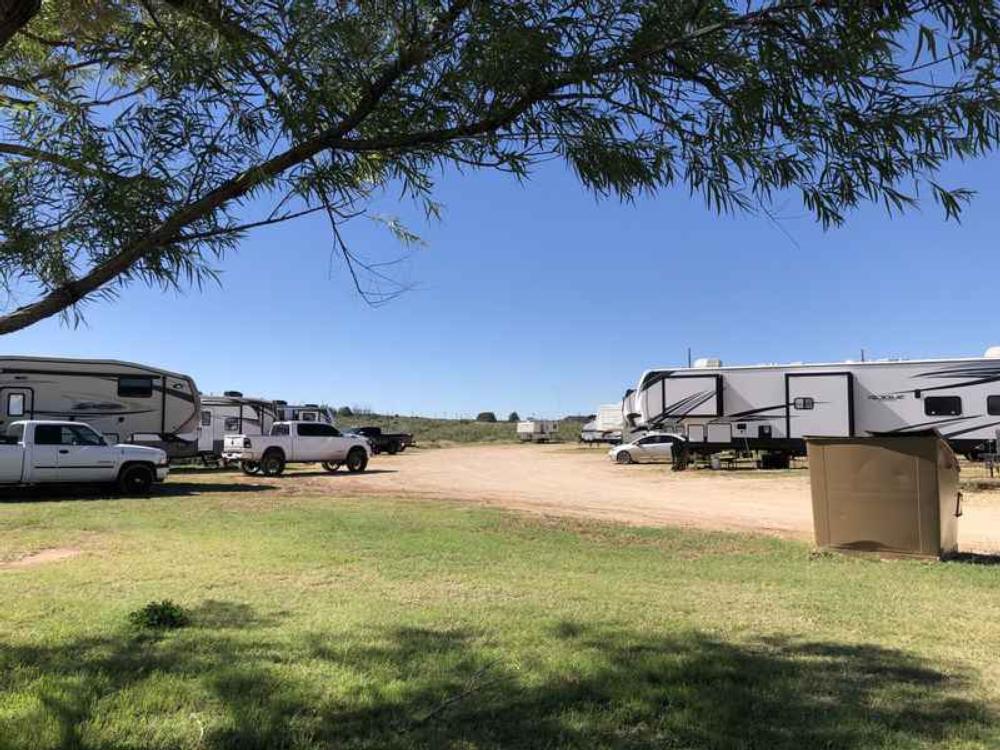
322,461,341,473
346,448,368,473
616,451,634,465
260,451,285,477
118,464,154,495
241,460,261,475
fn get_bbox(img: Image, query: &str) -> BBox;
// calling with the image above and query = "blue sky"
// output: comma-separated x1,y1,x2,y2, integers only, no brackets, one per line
2,156,997,418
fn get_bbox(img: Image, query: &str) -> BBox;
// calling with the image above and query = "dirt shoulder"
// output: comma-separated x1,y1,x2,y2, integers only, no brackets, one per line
171,444,1000,553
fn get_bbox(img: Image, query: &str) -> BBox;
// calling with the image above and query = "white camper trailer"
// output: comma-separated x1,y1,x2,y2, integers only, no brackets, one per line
631,349,1000,460
581,404,625,443
0,356,201,458
517,419,559,443
198,392,278,460
274,402,336,424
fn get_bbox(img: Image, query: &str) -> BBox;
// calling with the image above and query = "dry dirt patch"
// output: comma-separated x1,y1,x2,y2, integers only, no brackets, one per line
168,445,1000,553
1,547,81,569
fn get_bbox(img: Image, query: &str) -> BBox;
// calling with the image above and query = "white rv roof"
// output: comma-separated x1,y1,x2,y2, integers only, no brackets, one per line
643,353,999,375
0,355,193,380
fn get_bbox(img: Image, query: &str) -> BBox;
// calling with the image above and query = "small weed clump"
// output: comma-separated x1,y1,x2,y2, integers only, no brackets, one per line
128,600,190,630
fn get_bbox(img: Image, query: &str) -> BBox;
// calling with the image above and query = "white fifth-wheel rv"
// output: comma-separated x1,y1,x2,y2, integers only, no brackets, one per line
630,348,1000,459
0,356,201,458
198,392,278,459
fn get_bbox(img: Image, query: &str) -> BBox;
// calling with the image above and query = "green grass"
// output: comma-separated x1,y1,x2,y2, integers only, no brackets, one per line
2,481,1000,749
335,414,583,446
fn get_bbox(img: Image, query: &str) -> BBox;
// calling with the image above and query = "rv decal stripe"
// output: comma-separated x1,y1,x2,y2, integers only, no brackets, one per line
879,416,975,434
943,419,1000,438
649,392,707,424
729,403,789,418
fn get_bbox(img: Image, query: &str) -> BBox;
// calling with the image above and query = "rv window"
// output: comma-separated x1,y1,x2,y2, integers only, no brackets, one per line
6,393,24,417
925,396,962,417
224,417,241,432
201,411,212,427
989,396,1000,416
299,411,318,422
118,376,154,398
793,397,814,410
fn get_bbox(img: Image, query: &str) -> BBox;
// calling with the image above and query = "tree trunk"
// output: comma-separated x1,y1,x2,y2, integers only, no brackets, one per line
0,0,39,48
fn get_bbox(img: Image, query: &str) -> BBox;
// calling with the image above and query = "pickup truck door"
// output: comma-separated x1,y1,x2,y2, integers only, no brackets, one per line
56,424,118,480
295,423,346,461
33,424,117,481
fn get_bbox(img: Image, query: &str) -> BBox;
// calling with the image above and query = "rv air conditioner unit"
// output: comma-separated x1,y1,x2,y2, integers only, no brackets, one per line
693,357,722,369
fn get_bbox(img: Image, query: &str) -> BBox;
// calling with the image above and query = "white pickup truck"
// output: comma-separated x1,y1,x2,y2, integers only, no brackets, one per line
222,421,371,476
0,420,169,493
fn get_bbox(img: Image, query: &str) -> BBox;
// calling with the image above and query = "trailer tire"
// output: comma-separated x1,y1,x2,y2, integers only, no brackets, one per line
387,440,400,455
241,460,261,475
260,450,285,477
118,463,154,495
616,451,634,465
322,462,341,473
346,448,368,473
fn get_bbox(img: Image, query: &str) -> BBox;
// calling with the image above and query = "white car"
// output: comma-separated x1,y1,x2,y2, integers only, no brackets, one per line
0,420,169,493
222,421,371,476
608,432,686,464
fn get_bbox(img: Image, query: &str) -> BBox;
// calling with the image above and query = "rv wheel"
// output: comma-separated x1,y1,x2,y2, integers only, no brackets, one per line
241,460,261,475
322,462,341,473
260,451,286,477
118,464,154,495
616,451,634,465
346,448,368,473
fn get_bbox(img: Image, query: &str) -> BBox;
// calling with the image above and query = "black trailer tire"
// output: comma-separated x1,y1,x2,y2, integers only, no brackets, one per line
346,448,368,473
386,441,400,455
118,463,154,495
241,460,261,475
616,451,633,465
260,450,286,477
322,462,341,473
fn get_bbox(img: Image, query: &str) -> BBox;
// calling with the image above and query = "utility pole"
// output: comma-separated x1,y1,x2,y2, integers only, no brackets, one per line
687,347,692,368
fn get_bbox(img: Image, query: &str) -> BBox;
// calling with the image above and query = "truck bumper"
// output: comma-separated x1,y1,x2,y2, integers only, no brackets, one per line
156,466,170,482
222,452,248,462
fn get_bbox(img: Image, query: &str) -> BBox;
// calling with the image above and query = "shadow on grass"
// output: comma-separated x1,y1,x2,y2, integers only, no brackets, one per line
0,614,994,749
0,481,275,502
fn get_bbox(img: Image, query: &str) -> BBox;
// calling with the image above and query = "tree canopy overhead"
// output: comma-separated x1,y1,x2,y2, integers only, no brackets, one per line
0,0,998,332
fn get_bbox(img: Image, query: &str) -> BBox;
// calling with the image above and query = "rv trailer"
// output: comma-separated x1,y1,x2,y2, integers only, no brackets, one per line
517,419,559,443
580,404,625,443
198,392,278,459
632,349,1000,460
0,356,201,458
274,402,336,424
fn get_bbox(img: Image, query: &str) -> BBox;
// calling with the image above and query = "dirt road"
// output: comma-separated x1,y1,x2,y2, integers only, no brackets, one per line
266,444,1000,553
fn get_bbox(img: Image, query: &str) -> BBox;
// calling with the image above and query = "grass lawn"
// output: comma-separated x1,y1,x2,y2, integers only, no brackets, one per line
2,480,1000,749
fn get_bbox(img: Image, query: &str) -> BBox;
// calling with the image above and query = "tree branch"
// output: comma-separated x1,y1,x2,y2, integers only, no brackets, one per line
0,0,38,49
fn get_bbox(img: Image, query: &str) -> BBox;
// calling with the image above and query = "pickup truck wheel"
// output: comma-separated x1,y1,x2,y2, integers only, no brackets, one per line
322,462,341,473
118,464,154,495
346,448,368,473
260,451,285,477
241,460,260,475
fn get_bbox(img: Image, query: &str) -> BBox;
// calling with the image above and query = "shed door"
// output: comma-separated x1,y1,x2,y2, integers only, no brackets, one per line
786,374,853,439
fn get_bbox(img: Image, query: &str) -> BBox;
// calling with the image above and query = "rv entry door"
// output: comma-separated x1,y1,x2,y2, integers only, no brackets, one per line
786,373,853,439
0,388,32,431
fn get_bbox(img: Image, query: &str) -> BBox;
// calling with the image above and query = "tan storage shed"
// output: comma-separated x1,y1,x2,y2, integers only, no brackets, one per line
807,432,962,559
